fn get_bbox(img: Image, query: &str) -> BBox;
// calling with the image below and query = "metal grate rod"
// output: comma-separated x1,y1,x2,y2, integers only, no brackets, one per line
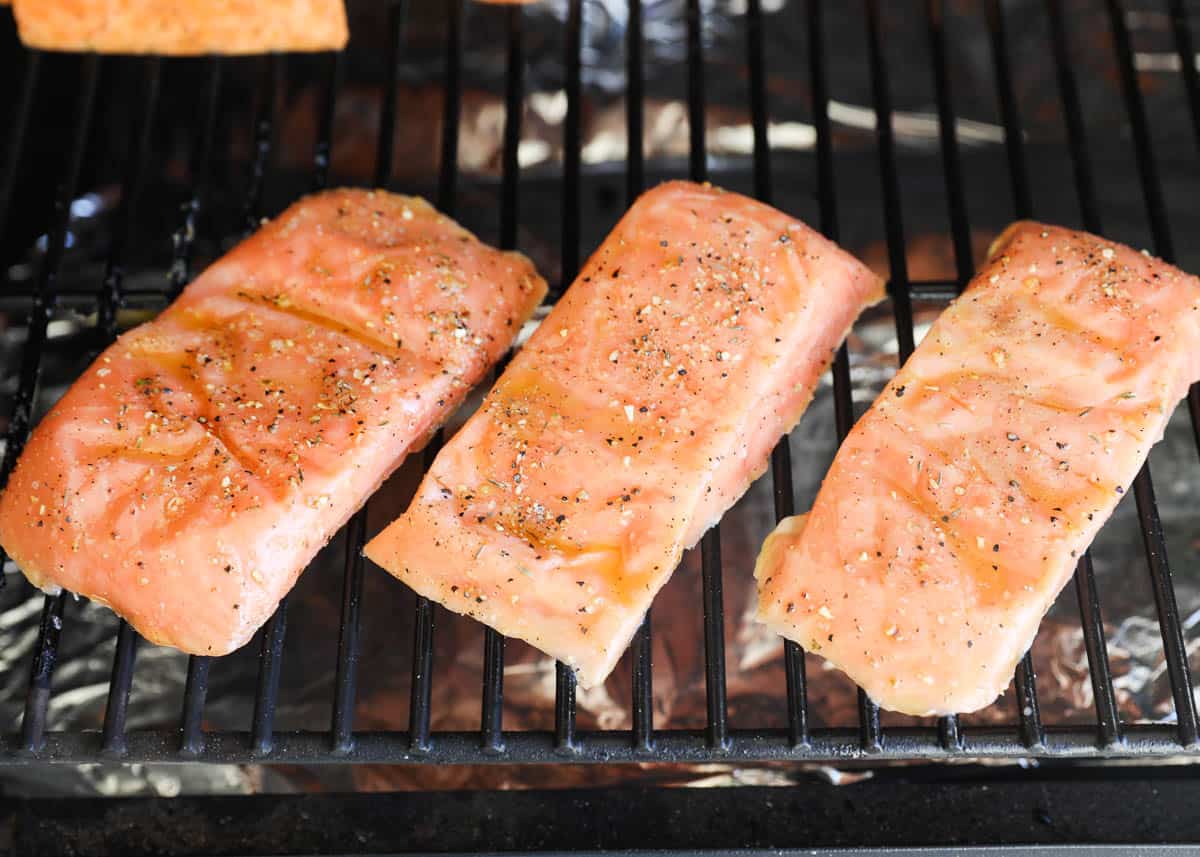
166,57,222,301
179,655,211,756
749,0,809,750
1169,0,1200,149
1100,0,1199,748
923,0,969,749
0,50,40,258
242,47,300,757
329,1,407,757
684,0,730,752
554,0,584,754
101,622,140,756
957,0,1050,751
240,54,284,235
480,3,526,755
331,512,367,753
437,0,462,213
686,0,708,184
1029,0,1122,747
805,0,849,748
406,0,455,755
1168,0,1200,563
925,0,972,286
251,598,289,755
21,594,67,753
174,58,226,750
1073,553,1122,747
859,0,914,752
626,0,653,753
312,52,343,192
982,0,1033,220
99,59,164,757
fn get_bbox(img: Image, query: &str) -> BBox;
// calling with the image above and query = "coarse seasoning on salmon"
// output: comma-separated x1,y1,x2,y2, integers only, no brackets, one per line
365,180,884,688
756,220,1200,716
0,189,546,655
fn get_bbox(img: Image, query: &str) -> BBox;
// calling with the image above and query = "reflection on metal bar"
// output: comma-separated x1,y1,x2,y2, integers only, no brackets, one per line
0,50,41,263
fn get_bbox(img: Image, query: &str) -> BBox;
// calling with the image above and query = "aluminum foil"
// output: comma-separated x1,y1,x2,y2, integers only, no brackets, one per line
1,0,1199,795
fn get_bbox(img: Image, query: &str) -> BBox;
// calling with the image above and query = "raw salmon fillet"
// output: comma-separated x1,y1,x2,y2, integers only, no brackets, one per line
756,221,1200,715
12,0,347,54
365,181,884,687
0,189,546,655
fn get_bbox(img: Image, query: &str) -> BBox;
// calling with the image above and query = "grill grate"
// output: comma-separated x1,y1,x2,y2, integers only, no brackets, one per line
0,0,1199,766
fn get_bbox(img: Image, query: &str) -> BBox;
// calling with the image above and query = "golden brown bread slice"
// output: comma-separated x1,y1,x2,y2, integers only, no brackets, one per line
12,0,348,54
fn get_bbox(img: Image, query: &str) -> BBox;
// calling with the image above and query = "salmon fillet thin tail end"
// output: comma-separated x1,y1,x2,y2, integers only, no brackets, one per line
756,219,1200,716
365,180,885,689
0,188,547,656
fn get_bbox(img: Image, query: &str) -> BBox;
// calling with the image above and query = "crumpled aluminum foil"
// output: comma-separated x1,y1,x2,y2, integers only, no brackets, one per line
0,0,1197,795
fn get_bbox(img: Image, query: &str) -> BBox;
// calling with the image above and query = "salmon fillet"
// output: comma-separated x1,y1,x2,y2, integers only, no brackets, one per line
0,189,546,655
756,221,1200,715
12,0,347,54
365,181,884,687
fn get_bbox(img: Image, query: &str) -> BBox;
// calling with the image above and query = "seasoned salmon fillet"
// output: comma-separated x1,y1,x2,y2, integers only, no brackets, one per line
0,189,546,655
365,181,884,687
12,0,348,54
756,221,1200,715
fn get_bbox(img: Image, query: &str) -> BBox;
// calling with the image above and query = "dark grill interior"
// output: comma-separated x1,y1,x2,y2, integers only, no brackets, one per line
1,0,1200,780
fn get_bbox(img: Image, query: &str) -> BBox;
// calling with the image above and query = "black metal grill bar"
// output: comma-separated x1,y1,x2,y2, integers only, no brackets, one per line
333,1,409,757
859,0,909,753
0,49,40,258
625,0,654,753
479,3,525,754
13,54,102,754
250,597,288,755
406,0,454,756
554,0,584,754
20,594,66,753
807,0,858,748
1073,552,1122,747
166,57,222,301
1170,5,1200,468
331,513,367,753
312,52,343,192
750,0,809,750
1033,0,1123,748
686,0,707,184
240,54,284,235
1100,0,1199,749
175,57,225,754
981,1,1032,221
925,0,972,287
8,722,1194,765
923,0,967,751
179,655,211,756
98,59,164,755
684,0,730,752
241,48,292,758
4,0,1200,768
100,622,139,755
1170,0,1200,148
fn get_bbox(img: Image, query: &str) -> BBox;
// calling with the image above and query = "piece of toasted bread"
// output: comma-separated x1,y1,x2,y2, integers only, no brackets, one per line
12,0,348,54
